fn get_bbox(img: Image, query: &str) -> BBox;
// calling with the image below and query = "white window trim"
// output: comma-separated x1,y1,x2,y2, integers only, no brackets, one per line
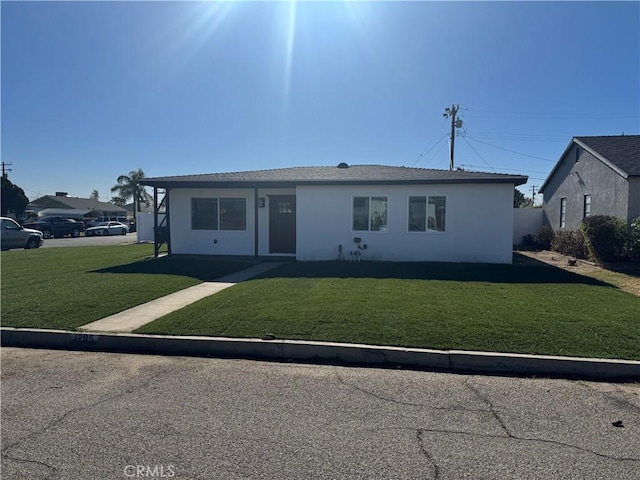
351,195,389,233
406,194,448,234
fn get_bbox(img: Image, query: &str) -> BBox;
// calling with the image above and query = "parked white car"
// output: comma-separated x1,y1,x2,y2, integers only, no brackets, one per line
85,222,129,236
1,217,44,250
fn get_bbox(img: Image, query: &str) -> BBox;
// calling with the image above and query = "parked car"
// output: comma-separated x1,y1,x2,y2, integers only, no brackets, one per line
22,216,84,239
1,217,44,250
86,216,130,228
85,222,129,236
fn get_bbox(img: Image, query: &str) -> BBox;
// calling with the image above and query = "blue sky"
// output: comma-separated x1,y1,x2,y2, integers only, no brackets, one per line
2,1,639,203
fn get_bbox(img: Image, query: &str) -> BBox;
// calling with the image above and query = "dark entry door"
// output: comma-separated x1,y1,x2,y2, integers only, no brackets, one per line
269,195,296,254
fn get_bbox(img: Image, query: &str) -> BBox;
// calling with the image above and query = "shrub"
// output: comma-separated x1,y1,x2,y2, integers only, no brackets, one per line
550,230,586,259
580,215,629,263
534,225,555,250
522,234,535,246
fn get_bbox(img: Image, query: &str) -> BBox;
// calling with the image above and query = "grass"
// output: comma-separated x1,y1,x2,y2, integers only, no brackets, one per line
137,260,640,360
0,245,256,330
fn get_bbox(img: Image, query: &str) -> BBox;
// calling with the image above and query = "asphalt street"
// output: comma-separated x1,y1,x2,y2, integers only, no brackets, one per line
41,233,138,248
2,348,639,479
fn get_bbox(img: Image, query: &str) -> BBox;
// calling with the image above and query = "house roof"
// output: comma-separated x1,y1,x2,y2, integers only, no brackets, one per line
142,165,527,188
28,195,127,213
539,135,640,193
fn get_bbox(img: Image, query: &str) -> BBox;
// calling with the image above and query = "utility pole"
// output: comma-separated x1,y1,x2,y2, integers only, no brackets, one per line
443,105,462,170
2,162,12,178
530,185,538,204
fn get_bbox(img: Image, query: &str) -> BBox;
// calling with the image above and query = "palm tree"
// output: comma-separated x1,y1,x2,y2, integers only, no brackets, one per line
111,168,153,214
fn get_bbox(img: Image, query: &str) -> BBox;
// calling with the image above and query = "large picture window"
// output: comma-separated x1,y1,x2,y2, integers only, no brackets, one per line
353,196,387,231
192,197,246,231
408,196,446,232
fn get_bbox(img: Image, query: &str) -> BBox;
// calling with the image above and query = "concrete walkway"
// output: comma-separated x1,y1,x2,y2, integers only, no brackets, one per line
79,262,282,333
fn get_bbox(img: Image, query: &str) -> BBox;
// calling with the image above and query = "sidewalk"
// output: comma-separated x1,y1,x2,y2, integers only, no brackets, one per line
79,262,282,333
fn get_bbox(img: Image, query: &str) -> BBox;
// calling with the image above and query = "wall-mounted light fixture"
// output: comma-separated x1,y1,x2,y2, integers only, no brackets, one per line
258,198,266,208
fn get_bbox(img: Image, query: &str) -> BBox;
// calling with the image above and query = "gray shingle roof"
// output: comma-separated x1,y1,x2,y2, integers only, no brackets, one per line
28,195,127,213
575,135,640,176
142,165,527,187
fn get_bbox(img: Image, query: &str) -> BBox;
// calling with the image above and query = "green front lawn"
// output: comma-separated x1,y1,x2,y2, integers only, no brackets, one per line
137,261,640,360
1,245,255,330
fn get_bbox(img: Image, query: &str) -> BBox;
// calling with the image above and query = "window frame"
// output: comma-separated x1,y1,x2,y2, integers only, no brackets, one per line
560,197,567,229
407,195,447,233
583,194,591,219
191,197,247,231
352,195,388,232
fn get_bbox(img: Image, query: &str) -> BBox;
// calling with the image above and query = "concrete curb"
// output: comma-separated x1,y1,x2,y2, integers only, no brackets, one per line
2,327,639,381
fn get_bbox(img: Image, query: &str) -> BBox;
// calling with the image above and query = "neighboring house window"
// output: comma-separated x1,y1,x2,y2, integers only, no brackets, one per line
575,146,581,163
583,194,591,218
560,197,567,229
353,196,387,231
191,198,246,230
408,196,446,232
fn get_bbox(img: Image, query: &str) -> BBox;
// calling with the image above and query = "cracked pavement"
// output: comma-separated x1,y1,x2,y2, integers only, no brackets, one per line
2,348,639,479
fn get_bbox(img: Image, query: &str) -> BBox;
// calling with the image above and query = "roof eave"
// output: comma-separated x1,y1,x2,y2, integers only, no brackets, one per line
142,177,528,189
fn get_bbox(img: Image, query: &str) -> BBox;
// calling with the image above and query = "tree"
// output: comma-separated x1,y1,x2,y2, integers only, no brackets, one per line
89,190,100,201
111,168,153,213
109,196,127,207
1,176,29,217
514,189,534,208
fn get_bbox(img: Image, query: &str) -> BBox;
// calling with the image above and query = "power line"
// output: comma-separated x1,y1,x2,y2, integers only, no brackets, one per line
461,136,496,172
411,134,448,167
464,108,639,119
463,132,569,142
464,137,556,162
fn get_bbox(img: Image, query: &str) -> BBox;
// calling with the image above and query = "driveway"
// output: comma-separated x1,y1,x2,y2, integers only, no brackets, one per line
2,348,638,479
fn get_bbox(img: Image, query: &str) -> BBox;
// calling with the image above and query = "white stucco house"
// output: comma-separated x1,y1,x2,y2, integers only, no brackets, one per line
141,164,527,264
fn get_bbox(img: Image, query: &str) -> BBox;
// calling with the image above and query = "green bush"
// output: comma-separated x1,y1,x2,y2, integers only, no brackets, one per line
580,215,629,263
551,230,586,259
534,225,555,250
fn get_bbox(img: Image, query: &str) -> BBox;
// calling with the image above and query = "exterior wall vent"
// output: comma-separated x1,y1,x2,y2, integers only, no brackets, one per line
337,162,349,169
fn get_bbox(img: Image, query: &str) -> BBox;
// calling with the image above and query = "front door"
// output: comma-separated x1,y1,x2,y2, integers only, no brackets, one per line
269,195,296,254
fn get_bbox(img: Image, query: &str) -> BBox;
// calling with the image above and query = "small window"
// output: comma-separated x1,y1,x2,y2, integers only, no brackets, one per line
575,146,581,163
220,198,246,230
191,198,246,231
583,195,591,218
192,198,218,230
408,196,446,232
353,196,387,231
560,197,567,229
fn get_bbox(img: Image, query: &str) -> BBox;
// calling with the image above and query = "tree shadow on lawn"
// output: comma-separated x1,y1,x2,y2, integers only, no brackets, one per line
255,254,613,287
93,256,259,282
